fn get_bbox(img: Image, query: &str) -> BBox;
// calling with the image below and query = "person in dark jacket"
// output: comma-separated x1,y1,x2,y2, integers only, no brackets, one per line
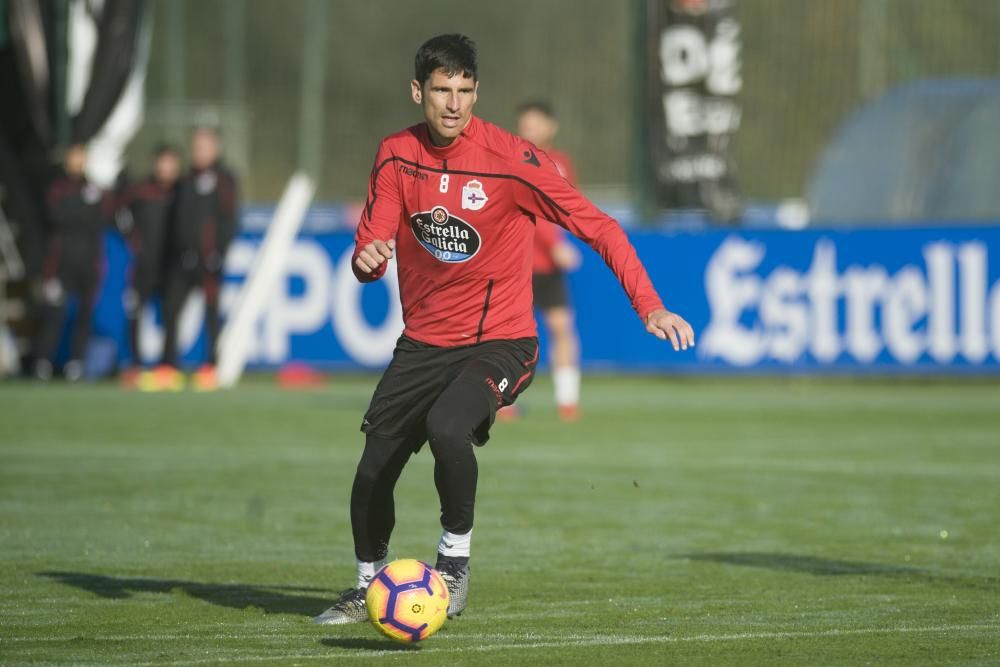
154,127,239,391
116,144,180,384
33,144,110,381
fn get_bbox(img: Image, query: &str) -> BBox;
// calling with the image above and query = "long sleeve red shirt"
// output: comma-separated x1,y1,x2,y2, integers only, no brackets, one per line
353,115,664,347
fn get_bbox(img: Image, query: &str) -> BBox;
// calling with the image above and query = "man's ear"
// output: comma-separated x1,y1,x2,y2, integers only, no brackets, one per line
473,81,479,105
410,80,422,105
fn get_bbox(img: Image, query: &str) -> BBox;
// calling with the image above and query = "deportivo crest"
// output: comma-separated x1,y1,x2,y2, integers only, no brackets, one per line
461,179,489,211
410,206,482,263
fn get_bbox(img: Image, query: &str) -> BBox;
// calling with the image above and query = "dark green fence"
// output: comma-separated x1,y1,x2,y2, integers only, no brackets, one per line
136,0,1000,205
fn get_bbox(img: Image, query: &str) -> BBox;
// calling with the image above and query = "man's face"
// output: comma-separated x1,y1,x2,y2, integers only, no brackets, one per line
191,130,220,169
64,145,87,177
154,152,180,185
411,68,478,147
517,110,558,149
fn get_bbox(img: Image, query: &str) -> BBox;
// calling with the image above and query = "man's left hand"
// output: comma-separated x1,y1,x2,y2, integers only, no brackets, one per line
645,308,695,351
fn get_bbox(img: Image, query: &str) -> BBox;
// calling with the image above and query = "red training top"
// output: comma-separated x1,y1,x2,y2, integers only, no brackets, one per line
353,115,664,348
532,147,577,275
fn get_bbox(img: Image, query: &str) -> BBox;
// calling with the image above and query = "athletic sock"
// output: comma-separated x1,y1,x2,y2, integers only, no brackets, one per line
356,557,387,589
553,366,581,406
437,529,472,558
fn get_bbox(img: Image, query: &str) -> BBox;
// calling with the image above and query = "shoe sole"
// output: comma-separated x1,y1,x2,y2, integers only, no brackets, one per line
313,615,367,626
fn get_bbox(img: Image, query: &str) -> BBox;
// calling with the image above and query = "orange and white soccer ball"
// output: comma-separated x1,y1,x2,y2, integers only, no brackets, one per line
366,559,449,643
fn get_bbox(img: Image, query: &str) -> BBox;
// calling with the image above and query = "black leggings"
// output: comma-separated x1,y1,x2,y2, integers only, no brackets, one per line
161,267,221,367
351,374,493,562
349,336,538,563
35,273,98,365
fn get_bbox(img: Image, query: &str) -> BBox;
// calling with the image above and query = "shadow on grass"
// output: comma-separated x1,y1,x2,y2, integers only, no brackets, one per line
676,552,1000,590
677,552,924,576
38,571,334,617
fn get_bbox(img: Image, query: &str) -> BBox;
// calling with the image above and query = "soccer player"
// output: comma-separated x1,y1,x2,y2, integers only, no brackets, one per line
314,34,694,624
155,127,238,392
516,100,583,421
116,144,180,385
32,144,110,382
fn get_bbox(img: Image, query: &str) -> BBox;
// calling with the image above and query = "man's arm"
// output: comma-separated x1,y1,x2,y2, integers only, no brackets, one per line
353,141,402,283
512,154,694,350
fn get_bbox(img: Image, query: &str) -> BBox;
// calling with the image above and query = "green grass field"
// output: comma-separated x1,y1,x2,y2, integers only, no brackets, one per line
1,375,999,665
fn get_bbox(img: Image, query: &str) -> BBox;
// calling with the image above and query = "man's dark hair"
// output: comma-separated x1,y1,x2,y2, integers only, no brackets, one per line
414,34,477,86
192,125,221,140
152,142,179,158
517,100,556,119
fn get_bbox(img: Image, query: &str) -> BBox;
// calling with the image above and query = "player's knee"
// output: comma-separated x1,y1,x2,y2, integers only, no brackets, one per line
425,405,472,456
354,445,390,489
546,307,574,333
353,458,379,492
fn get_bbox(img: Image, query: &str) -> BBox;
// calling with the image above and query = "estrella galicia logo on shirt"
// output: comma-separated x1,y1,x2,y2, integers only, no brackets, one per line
410,206,482,263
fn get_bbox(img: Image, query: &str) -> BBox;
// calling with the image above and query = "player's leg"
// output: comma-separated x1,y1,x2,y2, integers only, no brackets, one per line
351,431,424,579
32,292,67,380
315,431,423,626
425,373,490,618
543,304,581,421
427,376,490,539
143,268,193,391
315,336,446,626
65,274,98,382
202,271,221,365
160,268,192,368
533,271,580,420
124,286,141,368
350,339,447,573
191,271,222,390
425,338,538,617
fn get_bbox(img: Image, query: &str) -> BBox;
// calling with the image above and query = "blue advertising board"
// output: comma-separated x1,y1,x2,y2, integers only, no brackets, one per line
90,219,1000,374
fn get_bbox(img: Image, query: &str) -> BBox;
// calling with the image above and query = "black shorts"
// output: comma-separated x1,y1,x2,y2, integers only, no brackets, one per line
361,335,539,445
532,271,570,310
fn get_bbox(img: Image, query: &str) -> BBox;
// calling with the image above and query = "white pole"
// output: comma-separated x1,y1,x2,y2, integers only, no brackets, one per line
216,172,315,388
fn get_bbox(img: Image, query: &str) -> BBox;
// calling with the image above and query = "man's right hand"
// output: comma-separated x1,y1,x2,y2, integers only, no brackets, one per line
355,239,396,274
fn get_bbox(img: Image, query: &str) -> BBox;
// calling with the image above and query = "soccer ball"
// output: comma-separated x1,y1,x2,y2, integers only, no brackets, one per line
366,559,449,643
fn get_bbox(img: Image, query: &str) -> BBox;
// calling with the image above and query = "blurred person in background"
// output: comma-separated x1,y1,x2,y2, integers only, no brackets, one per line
116,144,180,387
32,144,110,381
150,127,239,392
513,101,583,421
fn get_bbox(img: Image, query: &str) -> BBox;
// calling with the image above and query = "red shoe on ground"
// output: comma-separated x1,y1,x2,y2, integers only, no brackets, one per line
192,364,219,392
558,404,581,422
119,367,142,390
139,365,185,392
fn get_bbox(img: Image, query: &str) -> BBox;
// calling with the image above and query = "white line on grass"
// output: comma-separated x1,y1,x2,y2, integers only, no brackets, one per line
3,622,997,663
